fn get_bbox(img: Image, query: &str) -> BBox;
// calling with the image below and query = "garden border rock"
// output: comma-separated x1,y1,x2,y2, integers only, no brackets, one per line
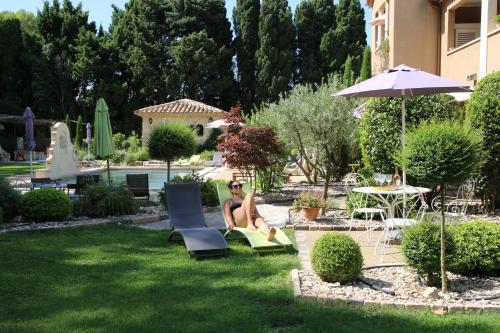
290,268,500,313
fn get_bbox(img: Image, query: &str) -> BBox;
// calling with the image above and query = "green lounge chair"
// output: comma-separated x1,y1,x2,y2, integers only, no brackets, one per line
216,182,293,252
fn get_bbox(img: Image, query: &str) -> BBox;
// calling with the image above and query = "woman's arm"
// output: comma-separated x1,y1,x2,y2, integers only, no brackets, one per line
224,199,236,230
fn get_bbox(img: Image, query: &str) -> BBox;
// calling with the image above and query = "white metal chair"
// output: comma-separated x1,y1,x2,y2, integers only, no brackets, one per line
431,179,475,221
375,189,428,262
344,173,385,241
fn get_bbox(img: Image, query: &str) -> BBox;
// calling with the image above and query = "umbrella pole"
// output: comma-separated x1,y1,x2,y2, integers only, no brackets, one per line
107,158,111,185
30,150,33,176
402,95,407,218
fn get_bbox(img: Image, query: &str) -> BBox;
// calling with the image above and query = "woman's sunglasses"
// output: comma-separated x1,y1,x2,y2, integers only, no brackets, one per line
231,184,242,189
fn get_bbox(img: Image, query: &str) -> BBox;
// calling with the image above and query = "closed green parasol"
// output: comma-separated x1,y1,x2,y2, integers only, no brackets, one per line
93,98,114,184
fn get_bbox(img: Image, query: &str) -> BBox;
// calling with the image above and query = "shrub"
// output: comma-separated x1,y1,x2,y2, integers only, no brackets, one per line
123,131,141,152
124,149,150,166
465,71,500,211
148,122,196,183
111,150,126,164
112,133,127,150
449,220,500,277
197,128,222,153
292,191,326,211
401,120,483,292
0,177,21,221
199,150,214,161
360,94,459,173
20,188,72,222
256,161,286,194
167,173,219,207
402,219,454,286
74,183,138,217
312,233,363,283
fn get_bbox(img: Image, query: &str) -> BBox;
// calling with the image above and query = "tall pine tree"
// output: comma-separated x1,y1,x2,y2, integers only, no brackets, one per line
320,0,366,76
256,0,296,104
360,46,371,81
233,0,260,114
295,0,336,85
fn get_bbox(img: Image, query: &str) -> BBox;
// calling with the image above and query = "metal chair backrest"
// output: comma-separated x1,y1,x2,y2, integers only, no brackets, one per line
344,173,371,209
448,179,475,216
392,187,428,223
31,177,51,189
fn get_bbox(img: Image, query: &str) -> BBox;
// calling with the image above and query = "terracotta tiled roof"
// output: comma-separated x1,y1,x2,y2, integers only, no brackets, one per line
134,99,226,115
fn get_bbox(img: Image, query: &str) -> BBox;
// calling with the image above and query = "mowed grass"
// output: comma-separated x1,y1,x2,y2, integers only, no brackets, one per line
0,162,45,177
0,225,498,333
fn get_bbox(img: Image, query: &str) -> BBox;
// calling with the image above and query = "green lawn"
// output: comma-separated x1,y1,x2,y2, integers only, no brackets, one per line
0,162,45,177
0,225,498,333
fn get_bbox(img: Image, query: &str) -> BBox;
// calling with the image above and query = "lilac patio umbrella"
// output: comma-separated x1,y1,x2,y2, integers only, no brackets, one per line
334,64,470,213
86,123,92,155
23,107,36,176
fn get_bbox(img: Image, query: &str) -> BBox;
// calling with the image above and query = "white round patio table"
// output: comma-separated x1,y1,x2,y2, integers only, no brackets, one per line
352,186,431,220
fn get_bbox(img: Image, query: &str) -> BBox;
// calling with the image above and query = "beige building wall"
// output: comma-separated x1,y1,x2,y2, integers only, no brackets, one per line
370,0,439,75
486,30,500,74
137,113,225,146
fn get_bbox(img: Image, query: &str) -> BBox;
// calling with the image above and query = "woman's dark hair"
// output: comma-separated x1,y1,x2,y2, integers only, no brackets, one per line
227,180,234,189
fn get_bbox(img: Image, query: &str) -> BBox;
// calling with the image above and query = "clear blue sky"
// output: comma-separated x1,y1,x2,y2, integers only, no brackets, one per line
0,0,371,44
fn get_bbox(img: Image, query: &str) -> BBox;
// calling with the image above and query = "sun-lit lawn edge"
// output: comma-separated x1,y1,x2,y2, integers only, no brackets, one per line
0,225,498,333
0,162,45,177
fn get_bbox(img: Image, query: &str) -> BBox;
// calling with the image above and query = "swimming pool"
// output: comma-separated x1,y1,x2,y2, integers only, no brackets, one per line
62,168,199,190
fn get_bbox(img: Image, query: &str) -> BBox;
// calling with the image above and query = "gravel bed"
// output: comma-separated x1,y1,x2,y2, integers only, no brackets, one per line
299,266,500,307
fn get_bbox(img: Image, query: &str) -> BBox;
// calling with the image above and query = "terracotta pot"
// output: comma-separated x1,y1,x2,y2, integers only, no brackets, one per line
283,175,291,183
302,207,320,221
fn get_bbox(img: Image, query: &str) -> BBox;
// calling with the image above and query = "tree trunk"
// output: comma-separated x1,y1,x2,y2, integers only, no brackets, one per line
440,184,448,293
167,160,171,184
322,172,331,215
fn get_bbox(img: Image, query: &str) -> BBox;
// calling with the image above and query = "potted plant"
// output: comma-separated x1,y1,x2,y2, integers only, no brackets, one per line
293,191,326,221
496,15,500,29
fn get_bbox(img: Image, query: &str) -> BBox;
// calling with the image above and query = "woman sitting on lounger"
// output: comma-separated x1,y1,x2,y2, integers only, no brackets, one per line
224,180,276,241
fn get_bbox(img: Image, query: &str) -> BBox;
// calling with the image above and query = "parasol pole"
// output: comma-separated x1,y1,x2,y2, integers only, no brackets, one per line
402,90,407,218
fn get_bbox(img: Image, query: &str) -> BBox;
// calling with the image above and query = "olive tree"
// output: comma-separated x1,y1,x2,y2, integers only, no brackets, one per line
401,121,483,292
252,76,357,202
147,123,196,183
465,71,500,211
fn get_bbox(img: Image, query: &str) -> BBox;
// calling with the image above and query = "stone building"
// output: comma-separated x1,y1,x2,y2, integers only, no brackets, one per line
134,99,227,145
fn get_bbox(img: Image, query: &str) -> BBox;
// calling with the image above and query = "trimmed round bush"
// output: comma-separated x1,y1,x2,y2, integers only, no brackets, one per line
74,183,138,217
312,233,363,283
449,220,499,277
20,188,72,222
401,219,454,286
0,177,21,221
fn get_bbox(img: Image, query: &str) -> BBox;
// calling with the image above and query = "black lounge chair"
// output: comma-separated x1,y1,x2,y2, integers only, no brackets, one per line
165,182,228,258
67,175,99,196
126,174,150,205
30,177,51,190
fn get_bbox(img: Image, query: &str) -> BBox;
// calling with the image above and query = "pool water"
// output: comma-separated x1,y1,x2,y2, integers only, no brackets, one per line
62,168,195,190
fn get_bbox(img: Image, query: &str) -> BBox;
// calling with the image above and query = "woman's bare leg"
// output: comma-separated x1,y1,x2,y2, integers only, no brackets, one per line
242,192,257,230
255,216,276,240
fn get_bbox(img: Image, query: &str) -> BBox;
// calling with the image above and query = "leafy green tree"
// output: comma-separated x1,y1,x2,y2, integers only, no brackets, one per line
360,95,460,174
465,71,500,211
233,0,260,113
295,0,336,85
75,115,83,149
321,0,366,75
147,123,196,183
256,0,296,104
342,55,354,85
401,121,483,292
360,46,371,81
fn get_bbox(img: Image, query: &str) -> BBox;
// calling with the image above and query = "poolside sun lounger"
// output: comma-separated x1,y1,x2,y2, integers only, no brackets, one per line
205,152,224,167
66,175,99,197
165,183,228,258
126,174,150,205
216,183,293,253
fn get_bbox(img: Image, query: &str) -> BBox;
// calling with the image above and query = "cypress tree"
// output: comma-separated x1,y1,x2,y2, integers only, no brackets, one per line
233,0,260,114
75,115,83,149
295,0,336,85
343,55,353,85
360,46,371,81
256,0,296,104
320,0,366,76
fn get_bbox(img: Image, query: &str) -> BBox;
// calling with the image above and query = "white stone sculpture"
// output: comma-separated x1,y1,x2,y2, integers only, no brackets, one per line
35,122,81,179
